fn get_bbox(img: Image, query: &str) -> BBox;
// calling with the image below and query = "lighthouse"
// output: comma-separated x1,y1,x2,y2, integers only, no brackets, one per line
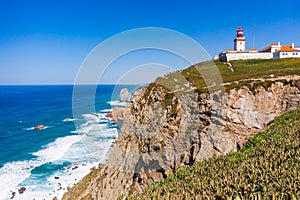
234,27,246,51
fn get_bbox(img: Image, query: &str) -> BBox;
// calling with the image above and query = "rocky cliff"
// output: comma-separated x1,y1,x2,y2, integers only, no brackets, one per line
63,76,300,200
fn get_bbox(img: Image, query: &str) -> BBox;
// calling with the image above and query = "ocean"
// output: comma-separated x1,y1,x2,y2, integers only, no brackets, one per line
0,85,136,200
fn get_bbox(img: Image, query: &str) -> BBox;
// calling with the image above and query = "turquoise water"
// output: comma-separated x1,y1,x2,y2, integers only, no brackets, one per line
0,85,136,199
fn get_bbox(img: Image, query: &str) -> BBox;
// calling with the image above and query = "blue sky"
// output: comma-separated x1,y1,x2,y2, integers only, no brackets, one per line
0,0,299,84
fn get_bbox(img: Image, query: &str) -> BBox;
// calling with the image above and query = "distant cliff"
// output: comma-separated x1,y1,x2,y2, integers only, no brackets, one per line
63,59,300,200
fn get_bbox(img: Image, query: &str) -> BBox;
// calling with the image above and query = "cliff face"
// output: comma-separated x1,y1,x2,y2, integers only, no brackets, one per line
63,78,300,200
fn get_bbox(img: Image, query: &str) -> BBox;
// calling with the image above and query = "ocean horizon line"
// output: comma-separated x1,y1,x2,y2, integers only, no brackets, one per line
0,83,141,86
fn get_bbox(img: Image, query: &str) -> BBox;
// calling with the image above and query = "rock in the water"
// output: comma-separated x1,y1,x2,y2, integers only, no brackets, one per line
11,191,16,199
52,197,58,200
105,106,130,122
119,85,148,103
72,166,79,170
34,125,46,130
119,88,131,102
18,187,26,194
54,176,59,179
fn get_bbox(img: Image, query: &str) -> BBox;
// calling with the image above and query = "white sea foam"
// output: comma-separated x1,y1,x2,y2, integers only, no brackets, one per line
100,108,113,113
0,135,84,200
0,160,41,200
62,118,77,122
70,130,79,134
32,135,83,162
1,110,118,199
82,113,100,118
7,161,100,200
107,100,127,106
99,118,110,123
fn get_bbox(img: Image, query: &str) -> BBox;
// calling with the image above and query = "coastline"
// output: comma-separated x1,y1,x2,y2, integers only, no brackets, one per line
4,111,117,200
0,85,134,200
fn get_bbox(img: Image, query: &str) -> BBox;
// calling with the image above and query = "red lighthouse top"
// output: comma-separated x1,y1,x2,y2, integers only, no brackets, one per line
236,27,244,38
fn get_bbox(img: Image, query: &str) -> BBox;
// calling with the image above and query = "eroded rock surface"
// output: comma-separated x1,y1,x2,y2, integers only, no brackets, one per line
63,79,300,200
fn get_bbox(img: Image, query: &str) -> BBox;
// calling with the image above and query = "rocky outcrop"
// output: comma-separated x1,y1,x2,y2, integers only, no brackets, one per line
105,106,130,122
34,125,46,130
18,187,26,194
119,88,131,102
63,78,300,200
119,85,148,103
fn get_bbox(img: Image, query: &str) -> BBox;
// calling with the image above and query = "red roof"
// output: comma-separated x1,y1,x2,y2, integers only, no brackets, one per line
275,45,300,52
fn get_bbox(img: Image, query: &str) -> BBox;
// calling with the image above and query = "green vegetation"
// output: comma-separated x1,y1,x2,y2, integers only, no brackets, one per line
161,92,174,109
151,58,300,95
129,108,300,199
224,79,298,93
219,58,300,82
139,58,300,123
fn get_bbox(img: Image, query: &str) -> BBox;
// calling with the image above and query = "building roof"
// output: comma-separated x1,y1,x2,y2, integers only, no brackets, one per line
275,45,300,52
249,48,258,51
226,48,235,52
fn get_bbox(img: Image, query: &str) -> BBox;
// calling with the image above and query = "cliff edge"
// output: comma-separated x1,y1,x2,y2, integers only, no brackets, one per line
63,59,300,200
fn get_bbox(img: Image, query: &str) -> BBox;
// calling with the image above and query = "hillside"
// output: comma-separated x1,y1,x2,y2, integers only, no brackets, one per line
130,108,300,199
152,58,300,94
63,58,300,200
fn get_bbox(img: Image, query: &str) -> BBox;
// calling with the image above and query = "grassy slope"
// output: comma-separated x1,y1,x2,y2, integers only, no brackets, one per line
153,58,300,93
127,59,300,199
130,108,300,199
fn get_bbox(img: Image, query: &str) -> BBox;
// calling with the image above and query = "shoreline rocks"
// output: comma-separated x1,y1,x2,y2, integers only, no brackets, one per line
18,187,26,194
105,106,130,122
11,191,16,199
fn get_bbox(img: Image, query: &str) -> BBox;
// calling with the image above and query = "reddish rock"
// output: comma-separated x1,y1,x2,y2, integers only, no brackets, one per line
34,125,46,130
18,187,26,194
105,112,112,118
105,106,130,122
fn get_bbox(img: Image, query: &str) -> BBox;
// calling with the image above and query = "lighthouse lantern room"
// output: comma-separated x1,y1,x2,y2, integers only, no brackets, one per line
234,27,246,51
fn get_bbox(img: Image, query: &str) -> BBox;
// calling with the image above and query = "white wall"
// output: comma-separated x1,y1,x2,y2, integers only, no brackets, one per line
270,46,281,53
225,52,273,61
274,52,300,59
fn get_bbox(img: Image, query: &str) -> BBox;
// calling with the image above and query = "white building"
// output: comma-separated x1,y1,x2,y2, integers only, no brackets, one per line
260,42,282,53
273,43,300,59
219,28,300,62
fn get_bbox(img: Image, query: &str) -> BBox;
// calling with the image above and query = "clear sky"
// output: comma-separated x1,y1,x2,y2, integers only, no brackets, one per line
0,0,299,84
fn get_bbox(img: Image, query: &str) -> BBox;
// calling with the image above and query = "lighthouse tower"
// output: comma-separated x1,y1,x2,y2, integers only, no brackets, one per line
234,27,246,51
